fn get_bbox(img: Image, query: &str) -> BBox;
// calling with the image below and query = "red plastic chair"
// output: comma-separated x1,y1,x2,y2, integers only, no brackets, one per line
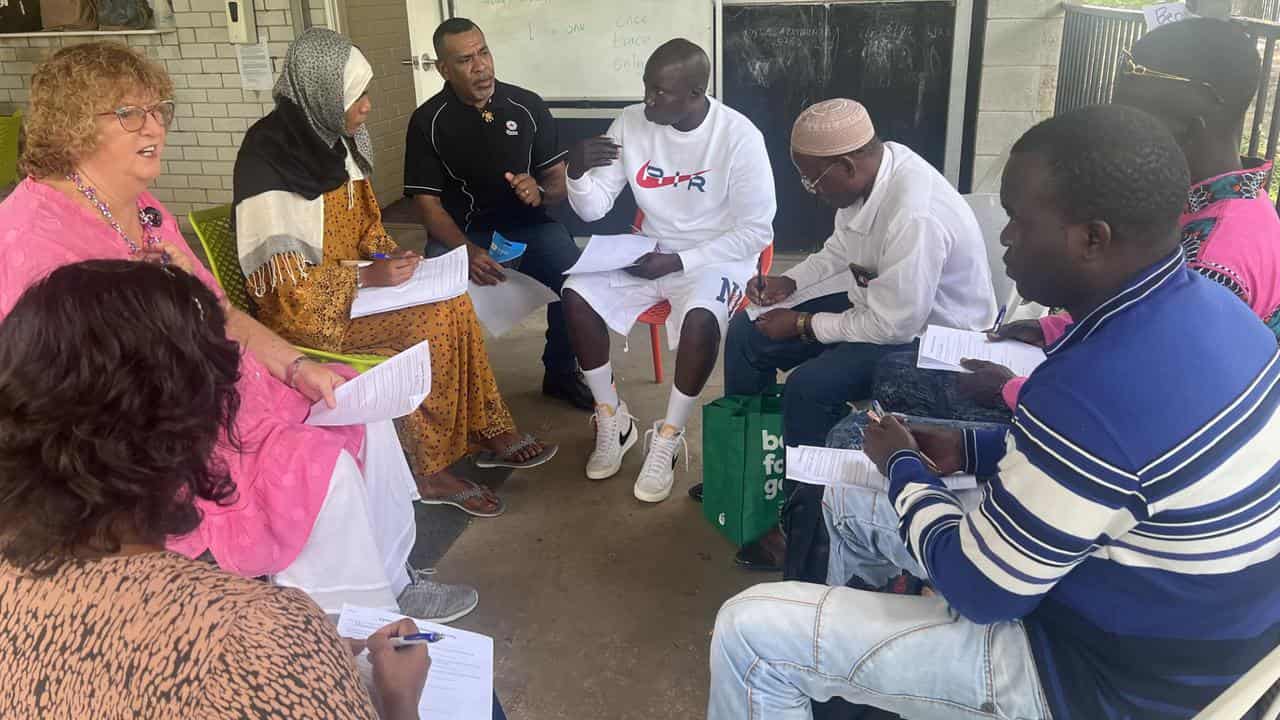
632,209,774,383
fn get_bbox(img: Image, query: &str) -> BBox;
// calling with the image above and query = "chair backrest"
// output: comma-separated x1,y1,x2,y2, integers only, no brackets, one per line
0,111,22,188
188,204,255,315
1194,643,1280,720
963,193,1020,313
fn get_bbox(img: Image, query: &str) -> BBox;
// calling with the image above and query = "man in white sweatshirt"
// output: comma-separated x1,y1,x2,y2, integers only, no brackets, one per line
562,39,776,503
720,99,995,572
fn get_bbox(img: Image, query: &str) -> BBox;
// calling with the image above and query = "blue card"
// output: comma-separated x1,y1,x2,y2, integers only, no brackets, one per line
489,232,527,265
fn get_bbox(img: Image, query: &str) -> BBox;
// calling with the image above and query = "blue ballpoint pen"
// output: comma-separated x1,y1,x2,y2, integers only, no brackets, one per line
988,305,1008,334
370,252,390,260
391,632,448,647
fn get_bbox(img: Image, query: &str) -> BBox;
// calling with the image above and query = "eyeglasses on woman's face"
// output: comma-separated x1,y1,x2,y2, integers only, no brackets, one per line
97,100,177,133
1118,50,1225,106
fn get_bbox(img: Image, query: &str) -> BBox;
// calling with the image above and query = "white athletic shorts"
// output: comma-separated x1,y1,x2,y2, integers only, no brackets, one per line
563,257,757,350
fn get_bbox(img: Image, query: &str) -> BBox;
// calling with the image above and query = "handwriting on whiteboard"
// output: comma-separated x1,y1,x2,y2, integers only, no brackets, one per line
1143,3,1193,31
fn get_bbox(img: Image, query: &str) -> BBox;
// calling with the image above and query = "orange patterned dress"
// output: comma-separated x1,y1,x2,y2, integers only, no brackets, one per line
0,551,377,719
253,179,514,477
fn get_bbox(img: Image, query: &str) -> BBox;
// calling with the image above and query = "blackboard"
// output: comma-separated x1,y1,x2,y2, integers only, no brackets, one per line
723,2,956,252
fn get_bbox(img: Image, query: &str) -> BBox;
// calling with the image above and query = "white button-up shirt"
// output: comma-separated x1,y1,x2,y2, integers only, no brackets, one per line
783,142,997,345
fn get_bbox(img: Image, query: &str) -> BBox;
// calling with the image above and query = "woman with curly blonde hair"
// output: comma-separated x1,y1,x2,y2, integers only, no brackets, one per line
0,41,479,623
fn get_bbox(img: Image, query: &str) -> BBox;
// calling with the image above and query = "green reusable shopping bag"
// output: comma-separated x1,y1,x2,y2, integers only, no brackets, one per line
701,385,786,546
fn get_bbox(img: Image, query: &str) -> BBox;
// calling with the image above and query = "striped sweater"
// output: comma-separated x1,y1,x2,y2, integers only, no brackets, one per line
887,251,1280,719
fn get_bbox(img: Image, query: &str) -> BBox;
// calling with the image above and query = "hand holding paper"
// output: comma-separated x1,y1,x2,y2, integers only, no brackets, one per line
350,246,469,319
564,234,658,275
917,324,1046,377
306,340,431,426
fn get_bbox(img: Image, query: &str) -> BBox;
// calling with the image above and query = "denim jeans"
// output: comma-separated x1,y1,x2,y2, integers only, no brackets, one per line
872,351,1013,425
464,222,581,374
823,412,1007,587
708,580,1052,720
706,408,1049,720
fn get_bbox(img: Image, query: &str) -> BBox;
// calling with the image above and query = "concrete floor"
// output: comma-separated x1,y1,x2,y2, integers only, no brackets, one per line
439,312,769,720
378,217,801,719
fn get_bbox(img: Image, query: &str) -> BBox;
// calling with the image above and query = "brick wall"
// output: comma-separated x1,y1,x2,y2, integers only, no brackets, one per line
343,0,416,207
971,0,1063,193
0,1,309,226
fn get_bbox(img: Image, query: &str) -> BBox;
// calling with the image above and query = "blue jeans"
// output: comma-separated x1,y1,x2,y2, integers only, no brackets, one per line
465,222,581,374
708,579,1052,720
709,411,1050,720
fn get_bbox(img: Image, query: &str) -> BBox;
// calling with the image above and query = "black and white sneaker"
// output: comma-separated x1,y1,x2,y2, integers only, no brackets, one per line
586,401,638,480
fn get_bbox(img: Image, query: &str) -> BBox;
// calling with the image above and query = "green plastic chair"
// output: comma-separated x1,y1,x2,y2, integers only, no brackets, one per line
0,110,21,188
188,204,388,373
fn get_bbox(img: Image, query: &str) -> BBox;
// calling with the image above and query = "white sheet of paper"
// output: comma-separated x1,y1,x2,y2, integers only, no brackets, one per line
235,42,274,92
916,324,1046,378
468,270,559,337
785,445,977,492
1143,2,1192,30
745,273,851,320
350,246,469,319
564,234,657,275
306,340,431,426
336,604,494,720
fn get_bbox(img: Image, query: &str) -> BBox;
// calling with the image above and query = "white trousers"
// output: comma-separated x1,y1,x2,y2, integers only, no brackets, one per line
274,420,419,614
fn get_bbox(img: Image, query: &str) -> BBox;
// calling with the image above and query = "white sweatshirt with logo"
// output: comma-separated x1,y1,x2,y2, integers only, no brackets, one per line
565,98,776,271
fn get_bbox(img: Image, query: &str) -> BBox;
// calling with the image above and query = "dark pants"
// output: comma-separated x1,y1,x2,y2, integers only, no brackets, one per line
872,351,1013,425
723,293,915,581
464,222,581,374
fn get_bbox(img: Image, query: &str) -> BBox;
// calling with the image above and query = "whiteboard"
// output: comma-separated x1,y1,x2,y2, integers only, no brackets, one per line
449,0,716,101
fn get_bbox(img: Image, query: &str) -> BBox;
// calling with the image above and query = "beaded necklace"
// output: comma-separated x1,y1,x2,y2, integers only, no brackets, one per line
67,172,164,257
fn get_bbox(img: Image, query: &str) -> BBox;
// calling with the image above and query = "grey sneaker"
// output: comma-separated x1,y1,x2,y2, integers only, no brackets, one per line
397,570,479,623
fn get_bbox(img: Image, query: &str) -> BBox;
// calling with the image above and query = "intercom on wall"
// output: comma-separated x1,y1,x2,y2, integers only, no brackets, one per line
225,0,258,44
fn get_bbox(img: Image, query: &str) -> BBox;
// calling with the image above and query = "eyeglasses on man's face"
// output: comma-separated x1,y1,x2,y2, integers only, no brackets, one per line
97,100,177,133
797,161,840,194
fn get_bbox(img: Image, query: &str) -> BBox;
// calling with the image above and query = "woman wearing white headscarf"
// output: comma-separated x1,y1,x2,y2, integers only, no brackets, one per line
234,29,554,520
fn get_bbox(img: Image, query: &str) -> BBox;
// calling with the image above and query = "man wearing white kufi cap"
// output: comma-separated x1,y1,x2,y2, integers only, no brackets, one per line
716,98,996,573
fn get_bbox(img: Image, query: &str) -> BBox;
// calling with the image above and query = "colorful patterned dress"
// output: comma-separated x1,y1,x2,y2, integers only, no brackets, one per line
251,177,515,478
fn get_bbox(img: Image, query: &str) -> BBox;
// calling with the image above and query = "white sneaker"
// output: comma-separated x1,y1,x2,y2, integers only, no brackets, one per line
633,421,689,503
586,401,638,480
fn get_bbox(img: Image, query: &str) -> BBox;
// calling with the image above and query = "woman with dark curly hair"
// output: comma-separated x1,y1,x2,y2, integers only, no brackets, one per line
0,260,432,719
0,40,477,622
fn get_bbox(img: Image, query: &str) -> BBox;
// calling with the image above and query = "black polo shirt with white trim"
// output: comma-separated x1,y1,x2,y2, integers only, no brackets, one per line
404,80,566,234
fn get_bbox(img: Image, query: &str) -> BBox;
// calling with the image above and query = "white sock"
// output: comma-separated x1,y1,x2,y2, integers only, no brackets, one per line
662,387,697,436
582,363,620,411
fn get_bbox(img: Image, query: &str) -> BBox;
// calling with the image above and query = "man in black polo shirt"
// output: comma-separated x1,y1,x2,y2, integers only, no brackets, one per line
404,17,591,410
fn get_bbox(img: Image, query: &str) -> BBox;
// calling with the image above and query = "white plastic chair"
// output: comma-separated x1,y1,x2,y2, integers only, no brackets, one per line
962,193,1047,322
1193,643,1280,719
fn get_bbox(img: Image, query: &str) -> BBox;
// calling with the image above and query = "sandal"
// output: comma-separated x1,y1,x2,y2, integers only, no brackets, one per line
474,433,559,470
416,481,505,518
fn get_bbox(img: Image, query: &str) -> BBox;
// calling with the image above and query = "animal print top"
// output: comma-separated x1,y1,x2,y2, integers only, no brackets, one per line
0,551,379,719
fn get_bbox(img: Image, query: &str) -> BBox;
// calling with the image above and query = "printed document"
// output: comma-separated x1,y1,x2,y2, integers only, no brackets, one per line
468,270,559,337
916,324,1046,377
786,445,978,492
745,273,851,320
564,234,657,275
350,246,469,319
337,604,493,720
306,340,430,426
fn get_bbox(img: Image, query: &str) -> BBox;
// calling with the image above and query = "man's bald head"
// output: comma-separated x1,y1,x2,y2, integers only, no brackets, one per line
646,38,711,90
641,38,711,128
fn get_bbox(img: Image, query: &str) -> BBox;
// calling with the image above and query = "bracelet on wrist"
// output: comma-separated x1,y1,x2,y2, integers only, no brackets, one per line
285,355,307,389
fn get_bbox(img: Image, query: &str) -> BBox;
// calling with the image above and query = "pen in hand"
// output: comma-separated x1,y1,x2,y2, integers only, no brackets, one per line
863,401,943,474
390,632,448,648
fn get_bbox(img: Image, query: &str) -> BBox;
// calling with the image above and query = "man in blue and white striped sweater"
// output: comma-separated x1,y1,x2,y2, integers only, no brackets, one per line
707,104,1280,720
